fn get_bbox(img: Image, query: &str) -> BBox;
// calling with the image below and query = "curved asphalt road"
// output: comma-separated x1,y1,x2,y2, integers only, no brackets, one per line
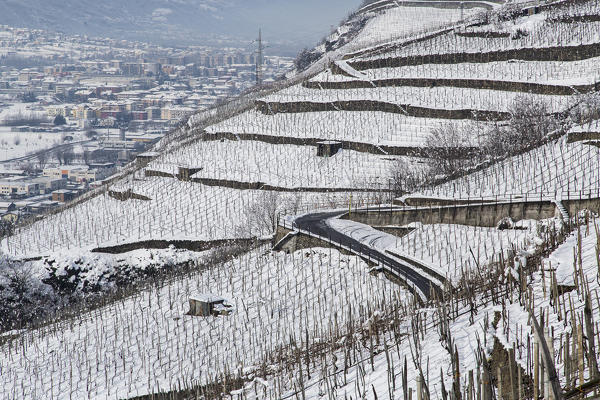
292,211,441,301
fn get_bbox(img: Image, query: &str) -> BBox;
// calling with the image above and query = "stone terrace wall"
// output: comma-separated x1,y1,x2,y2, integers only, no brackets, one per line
349,42,600,70
304,77,595,96
255,99,509,121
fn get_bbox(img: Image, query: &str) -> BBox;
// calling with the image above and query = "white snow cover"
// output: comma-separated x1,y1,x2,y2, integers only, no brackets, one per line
0,247,409,399
206,110,489,147
424,135,600,198
148,139,409,190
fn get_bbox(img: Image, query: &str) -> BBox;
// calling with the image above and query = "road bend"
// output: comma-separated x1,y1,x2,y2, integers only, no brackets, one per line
292,211,441,302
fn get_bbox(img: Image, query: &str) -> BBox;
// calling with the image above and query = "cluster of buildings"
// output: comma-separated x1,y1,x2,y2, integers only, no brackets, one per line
0,25,293,131
0,163,116,224
0,24,294,226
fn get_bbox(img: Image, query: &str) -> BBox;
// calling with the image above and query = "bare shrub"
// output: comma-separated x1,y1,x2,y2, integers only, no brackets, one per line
425,123,479,178
484,96,562,157
508,96,560,145
390,158,424,196
569,92,600,125
245,192,281,236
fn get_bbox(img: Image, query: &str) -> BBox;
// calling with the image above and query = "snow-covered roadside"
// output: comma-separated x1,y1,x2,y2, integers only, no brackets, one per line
328,216,546,283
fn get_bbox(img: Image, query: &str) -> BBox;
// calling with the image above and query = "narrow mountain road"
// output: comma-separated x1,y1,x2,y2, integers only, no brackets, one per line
292,211,441,301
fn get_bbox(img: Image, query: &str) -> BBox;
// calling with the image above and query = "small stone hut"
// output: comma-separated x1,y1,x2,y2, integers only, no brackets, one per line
187,294,233,317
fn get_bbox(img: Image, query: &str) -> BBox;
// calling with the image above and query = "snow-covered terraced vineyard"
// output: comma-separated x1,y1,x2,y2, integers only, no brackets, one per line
262,84,572,114
313,57,600,87
1,176,378,258
206,110,487,147
0,247,408,399
148,139,410,190
423,135,600,198
4,0,600,399
346,5,469,50
358,15,600,62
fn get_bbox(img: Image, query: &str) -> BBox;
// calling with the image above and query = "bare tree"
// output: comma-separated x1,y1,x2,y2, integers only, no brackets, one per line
425,123,478,177
35,151,49,169
62,145,75,165
484,96,562,157
246,192,281,236
390,158,424,196
507,96,560,148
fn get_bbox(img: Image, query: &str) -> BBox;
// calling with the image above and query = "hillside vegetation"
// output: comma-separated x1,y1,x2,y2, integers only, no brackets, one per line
2,0,600,399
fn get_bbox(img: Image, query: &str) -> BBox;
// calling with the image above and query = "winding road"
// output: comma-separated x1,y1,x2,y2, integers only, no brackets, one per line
291,211,441,301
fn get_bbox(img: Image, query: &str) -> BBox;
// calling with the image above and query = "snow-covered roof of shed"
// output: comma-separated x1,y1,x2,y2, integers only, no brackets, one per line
189,293,226,303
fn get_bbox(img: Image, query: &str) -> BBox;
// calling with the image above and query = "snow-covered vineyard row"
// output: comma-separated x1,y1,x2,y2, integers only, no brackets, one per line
262,85,572,114
0,247,408,399
205,110,486,147
147,140,412,190
358,16,600,62
312,57,600,87
0,177,378,258
423,135,600,199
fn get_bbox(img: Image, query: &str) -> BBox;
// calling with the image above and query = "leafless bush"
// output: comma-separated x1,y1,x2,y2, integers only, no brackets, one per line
569,92,600,125
244,192,281,236
390,158,424,196
484,96,562,157
425,123,480,178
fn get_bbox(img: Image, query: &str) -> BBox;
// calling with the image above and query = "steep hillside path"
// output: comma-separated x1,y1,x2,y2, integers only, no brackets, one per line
284,210,442,301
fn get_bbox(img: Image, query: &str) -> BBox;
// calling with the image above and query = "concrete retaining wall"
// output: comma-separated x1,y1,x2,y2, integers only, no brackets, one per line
346,201,559,228
348,198,600,228
564,198,600,216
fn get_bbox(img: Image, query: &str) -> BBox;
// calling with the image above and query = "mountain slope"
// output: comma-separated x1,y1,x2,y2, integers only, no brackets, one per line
0,0,362,52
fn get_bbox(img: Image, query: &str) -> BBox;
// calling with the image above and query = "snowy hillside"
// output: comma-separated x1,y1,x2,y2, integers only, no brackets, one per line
3,0,600,399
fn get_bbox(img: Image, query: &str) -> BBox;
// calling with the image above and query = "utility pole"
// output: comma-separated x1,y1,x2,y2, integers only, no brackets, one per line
256,28,264,86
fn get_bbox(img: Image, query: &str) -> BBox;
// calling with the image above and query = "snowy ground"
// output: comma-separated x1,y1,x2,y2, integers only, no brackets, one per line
1,177,381,258
0,246,409,399
206,110,490,147
148,139,415,190
263,84,573,114
422,135,600,198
